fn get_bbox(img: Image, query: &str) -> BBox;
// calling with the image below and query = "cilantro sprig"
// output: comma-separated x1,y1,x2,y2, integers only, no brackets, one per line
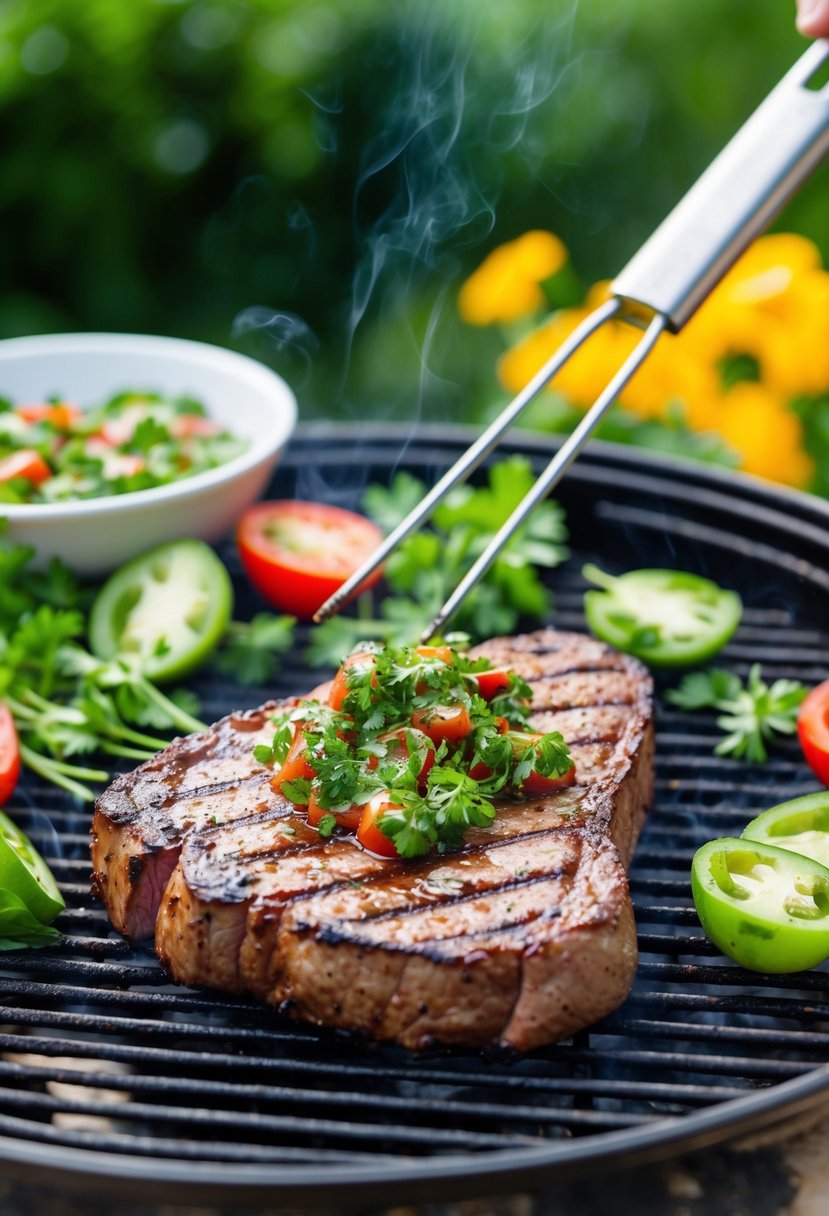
307,457,568,666
666,664,808,763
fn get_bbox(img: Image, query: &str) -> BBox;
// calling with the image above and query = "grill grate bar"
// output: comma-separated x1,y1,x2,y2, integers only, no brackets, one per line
0,1085,651,1141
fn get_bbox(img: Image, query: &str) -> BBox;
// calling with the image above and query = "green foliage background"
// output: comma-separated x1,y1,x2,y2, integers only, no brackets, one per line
2,0,825,428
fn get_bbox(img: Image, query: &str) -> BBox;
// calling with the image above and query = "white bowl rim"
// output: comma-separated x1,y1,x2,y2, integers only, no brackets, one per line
0,332,297,520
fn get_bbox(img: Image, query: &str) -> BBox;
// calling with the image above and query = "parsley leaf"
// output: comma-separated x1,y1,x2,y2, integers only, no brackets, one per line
215,614,296,685
666,664,808,763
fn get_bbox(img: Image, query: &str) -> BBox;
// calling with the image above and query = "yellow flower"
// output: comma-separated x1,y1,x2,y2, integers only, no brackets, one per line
458,231,568,326
710,381,814,487
681,233,829,397
498,296,720,423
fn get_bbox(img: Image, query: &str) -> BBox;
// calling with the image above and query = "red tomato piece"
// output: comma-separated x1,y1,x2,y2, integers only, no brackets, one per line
328,651,377,712
0,449,52,486
170,414,221,439
411,704,472,746
521,764,577,797
236,501,384,619
475,668,512,700
16,402,80,428
378,727,436,788
0,703,20,805
306,789,362,831
798,681,829,786
271,726,315,799
414,645,453,665
357,793,402,858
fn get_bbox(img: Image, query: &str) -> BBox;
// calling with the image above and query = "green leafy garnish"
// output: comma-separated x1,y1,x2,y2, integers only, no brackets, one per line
264,644,573,859
308,457,568,666
215,614,296,685
666,664,808,763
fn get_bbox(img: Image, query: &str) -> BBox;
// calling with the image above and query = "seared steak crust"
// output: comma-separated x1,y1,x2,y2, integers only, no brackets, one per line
93,629,654,1050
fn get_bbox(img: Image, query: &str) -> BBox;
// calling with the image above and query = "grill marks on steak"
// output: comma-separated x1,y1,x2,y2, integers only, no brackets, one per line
92,629,654,1050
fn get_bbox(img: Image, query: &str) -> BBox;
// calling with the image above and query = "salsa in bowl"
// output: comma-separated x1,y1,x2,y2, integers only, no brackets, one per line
0,333,297,574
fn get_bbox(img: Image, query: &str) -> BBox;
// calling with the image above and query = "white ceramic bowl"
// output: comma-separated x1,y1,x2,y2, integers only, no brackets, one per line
0,332,297,574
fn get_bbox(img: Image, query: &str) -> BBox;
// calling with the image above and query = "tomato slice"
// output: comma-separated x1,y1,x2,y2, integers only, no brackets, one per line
237,501,384,620
357,793,402,858
0,704,20,806
691,836,829,972
411,704,472,745
89,539,233,684
0,449,52,487
798,681,829,786
0,810,64,925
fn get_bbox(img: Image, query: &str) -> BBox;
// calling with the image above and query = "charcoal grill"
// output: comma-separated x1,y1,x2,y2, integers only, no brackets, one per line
3,422,829,1207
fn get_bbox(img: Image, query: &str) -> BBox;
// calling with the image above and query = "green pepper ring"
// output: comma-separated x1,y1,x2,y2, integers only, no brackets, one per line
691,835,829,973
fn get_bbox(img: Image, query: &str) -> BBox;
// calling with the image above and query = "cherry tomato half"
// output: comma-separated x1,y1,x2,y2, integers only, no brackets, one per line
798,681,829,787
237,501,384,620
0,704,21,806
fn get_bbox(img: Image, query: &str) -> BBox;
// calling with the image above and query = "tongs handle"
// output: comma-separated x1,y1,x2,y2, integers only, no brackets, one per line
612,39,829,331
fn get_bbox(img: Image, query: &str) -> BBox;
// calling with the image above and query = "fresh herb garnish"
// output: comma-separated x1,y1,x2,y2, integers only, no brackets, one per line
265,644,574,859
215,613,297,685
0,524,207,800
307,457,568,666
666,664,808,763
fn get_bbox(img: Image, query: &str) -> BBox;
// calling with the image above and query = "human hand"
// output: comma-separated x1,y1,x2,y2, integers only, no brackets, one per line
796,0,829,37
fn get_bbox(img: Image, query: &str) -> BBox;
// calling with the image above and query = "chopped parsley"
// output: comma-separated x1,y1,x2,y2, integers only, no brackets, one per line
261,643,574,859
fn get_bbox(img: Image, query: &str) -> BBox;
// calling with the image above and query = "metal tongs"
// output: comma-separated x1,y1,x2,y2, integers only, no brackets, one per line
316,40,829,639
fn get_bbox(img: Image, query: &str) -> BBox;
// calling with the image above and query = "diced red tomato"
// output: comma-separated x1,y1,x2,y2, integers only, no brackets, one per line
475,668,511,700
306,788,362,830
170,414,221,439
414,645,453,665
377,727,436,788
0,449,52,487
328,651,377,713
236,500,384,619
411,704,472,746
798,681,829,786
357,793,401,858
0,703,20,805
271,726,315,799
521,764,576,796
16,402,80,429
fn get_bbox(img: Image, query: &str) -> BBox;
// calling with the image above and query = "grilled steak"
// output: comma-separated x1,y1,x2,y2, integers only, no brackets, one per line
92,629,654,1050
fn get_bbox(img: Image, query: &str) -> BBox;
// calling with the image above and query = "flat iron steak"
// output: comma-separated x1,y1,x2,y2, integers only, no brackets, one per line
92,629,654,1050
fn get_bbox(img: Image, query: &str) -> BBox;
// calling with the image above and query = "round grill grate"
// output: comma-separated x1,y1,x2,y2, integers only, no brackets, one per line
2,424,828,1206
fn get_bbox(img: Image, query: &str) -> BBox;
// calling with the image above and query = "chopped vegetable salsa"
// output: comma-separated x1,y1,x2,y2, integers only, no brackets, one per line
0,391,247,504
257,643,575,860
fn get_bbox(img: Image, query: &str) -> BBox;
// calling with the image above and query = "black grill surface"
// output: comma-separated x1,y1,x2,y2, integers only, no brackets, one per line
3,423,829,1206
